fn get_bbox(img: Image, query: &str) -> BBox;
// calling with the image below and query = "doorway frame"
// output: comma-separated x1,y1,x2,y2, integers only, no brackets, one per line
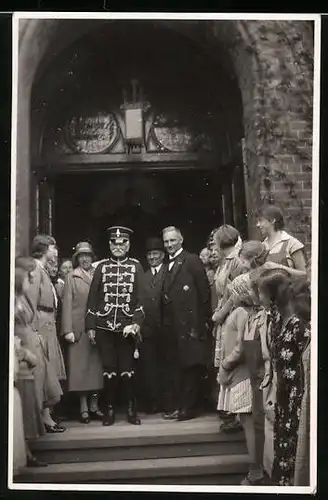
31,151,248,244
35,152,230,174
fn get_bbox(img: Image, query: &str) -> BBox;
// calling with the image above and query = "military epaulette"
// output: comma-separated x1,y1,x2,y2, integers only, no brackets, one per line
129,258,140,264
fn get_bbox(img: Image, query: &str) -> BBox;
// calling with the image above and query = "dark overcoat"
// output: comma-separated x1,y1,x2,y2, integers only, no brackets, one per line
142,264,167,339
162,250,213,368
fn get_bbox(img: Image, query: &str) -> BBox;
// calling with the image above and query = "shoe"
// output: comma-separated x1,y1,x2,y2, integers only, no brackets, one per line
103,406,115,426
52,414,66,424
27,456,48,468
80,411,90,424
240,473,266,485
220,420,243,434
177,409,197,421
90,410,104,421
144,404,159,415
162,409,179,420
44,423,66,433
127,400,141,425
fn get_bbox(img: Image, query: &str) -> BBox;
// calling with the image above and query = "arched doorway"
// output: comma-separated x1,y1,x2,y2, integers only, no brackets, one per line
16,18,314,257
30,21,247,262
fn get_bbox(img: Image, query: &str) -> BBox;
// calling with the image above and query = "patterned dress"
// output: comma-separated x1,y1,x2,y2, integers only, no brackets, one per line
271,315,309,486
294,335,311,485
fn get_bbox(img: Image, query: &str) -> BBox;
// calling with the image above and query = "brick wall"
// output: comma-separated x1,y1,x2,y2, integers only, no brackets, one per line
255,21,313,258
213,20,314,259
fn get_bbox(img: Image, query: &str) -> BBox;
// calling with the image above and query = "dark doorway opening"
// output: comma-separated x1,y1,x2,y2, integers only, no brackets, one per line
53,168,240,267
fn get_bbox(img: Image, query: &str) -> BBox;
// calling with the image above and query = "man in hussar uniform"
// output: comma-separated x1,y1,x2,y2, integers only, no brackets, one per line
86,226,145,426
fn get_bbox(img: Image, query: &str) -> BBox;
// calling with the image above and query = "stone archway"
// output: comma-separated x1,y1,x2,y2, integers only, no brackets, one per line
15,17,314,256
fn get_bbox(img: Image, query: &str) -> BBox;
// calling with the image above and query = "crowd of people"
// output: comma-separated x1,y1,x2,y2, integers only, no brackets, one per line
12,204,311,487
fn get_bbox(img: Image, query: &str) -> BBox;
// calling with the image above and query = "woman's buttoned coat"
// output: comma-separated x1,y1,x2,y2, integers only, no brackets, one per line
61,267,103,392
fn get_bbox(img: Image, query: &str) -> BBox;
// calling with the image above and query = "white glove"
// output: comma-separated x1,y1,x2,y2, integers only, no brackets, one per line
88,329,96,345
88,329,96,340
123,325,135,338
123,324,141,338
65,332,75,343
132,324,140,335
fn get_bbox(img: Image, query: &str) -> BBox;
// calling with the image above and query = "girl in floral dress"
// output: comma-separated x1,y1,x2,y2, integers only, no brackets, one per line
257,272,310,486
293,279,311,486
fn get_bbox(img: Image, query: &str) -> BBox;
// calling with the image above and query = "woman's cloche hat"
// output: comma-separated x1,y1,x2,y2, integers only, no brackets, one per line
72,241,95,267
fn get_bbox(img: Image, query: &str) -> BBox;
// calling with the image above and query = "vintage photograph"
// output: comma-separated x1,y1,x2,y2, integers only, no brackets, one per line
9,12,319,493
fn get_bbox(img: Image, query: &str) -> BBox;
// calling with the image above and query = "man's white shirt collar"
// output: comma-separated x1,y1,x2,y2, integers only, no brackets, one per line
168,248,183,271
169,248,183,260
151,263,163,275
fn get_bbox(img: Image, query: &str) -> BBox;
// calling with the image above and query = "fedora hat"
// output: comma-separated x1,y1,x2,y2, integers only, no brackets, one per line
72,241,94,267
146,237,164,252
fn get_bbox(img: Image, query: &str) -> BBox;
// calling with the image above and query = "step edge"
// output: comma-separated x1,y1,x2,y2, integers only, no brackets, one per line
33,447,248,464
16,453,250,481
31,432,245,451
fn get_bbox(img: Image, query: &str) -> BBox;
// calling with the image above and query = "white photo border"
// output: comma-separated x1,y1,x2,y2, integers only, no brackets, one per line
9,11,321,495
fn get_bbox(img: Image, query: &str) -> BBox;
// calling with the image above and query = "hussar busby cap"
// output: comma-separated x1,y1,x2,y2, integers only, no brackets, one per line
107,226,133,243
146,237,164,252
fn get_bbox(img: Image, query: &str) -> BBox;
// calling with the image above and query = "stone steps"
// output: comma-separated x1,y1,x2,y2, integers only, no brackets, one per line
17,455,249,485
15,414,249,485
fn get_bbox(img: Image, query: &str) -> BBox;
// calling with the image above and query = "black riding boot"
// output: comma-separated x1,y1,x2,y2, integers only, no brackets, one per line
103,373,117,426
121,373,141,425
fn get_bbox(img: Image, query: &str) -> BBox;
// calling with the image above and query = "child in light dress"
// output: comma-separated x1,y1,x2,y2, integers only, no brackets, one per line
217,273,267,485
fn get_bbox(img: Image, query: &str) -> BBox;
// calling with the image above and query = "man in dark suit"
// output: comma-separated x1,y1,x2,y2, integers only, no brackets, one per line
137,237,166,414
161,226,213,421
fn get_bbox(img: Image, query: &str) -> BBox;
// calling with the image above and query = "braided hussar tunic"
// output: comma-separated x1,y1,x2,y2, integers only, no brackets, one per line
85,257,145,333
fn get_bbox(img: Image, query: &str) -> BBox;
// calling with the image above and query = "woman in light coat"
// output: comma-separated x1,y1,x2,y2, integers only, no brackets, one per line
25,235,66,433
61,242,104,423
14,262,48,469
